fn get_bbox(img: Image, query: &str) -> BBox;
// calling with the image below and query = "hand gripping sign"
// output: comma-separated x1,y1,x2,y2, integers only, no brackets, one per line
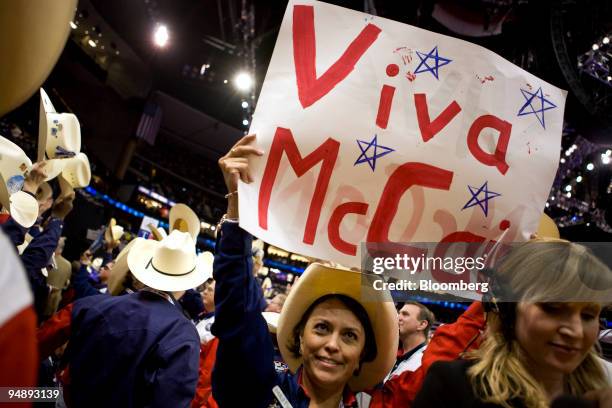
238,0,566,269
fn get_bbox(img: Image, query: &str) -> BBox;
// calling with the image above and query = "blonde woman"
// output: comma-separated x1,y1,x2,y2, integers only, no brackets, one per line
414,239,612,407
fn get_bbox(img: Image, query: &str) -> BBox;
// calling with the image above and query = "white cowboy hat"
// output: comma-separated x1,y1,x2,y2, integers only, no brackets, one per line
38,88,81,162
149,224,167,241
44,152,91,189
104,218,125,244
127,230,208,292
0,137,33,209
9,191,39,228
169,203,200,242
0,137,39,226
262,311,280,334
196,251,214,283
0,0,77,116
107,238,139,296
277,263,398,392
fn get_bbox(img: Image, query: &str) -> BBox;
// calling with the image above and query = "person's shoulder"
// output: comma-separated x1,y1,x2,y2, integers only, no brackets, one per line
429,358,473,376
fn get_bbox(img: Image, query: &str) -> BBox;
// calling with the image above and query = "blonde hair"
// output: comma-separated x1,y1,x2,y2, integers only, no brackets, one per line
467,238,611,408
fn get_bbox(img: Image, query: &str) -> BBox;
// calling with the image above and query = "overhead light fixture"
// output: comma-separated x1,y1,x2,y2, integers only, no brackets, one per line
576,176,583,182
234,72,253,91
153,24,169,47
241,101,249,109
603,37,610,44
88,39,97,48
602,155,611,165
566,192,572,198
586,163,594,171
70,21,77,29
592,44,599,50
223,79,228,84
242,119,249,126
565,185,572,192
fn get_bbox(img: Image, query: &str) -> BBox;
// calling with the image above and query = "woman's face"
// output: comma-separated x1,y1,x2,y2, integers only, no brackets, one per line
515,302,601,375
300,298,366,392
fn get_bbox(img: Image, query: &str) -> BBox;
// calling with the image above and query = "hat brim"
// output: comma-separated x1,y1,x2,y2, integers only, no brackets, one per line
262,311,280,334
38,88,56,162
127,239,208,292
107,238,139,296
277,263,398,391
9,191,39,228
169,204,200,242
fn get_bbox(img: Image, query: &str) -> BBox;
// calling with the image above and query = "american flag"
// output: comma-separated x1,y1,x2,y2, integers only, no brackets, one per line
136,100,163,145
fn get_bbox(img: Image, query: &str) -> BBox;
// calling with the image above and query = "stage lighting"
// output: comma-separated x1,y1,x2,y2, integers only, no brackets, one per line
154,24,169,47
234,72,253,91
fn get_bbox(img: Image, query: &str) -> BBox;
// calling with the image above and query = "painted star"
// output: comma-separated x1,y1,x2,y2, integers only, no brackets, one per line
354,135,394,171
517,87,557,129
462,181,501,217
414,46,452,80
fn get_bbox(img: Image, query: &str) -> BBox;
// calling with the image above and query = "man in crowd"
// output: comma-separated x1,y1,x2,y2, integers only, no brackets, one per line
384,302,435,383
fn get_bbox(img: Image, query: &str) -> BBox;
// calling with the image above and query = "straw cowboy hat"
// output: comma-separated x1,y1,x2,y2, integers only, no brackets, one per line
127,229,208,292
537,213,560,239
169,203,200,242
277,263,398,391
0,137,38,227
0,0,78,116
104,218,125,244
107,238,140,296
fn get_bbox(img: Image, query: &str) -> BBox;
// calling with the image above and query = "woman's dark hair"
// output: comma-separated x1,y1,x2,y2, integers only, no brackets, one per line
287,294,377,365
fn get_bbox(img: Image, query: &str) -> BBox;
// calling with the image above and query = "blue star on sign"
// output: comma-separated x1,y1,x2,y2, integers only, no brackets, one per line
517,87,557,129
414,46,452,80
354,135,394,171
462,181,501,217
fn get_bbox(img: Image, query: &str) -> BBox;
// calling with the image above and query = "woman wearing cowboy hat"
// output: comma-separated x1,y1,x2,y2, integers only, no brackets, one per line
212,135,398,408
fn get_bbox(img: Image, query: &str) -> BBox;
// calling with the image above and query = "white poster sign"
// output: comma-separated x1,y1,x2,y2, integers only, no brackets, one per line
239,0,565,268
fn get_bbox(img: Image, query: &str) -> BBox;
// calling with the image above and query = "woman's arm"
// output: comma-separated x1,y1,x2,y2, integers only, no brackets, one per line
211,135,275,407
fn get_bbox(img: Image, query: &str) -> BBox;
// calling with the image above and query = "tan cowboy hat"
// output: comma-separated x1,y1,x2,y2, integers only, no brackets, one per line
536,213,560,239
45,152,91,189
277,263,398,391
0,1,78,116
169,203,200,242
262,311,280,334
38,88,81,162
149,224,167,241
127,229,208,292
107,238,139,296
104,218,125,244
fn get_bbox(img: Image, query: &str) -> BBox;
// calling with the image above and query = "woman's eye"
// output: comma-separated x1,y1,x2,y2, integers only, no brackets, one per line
540,303,562,313
314,323,328,332
343,331,358,341
581,313,596,321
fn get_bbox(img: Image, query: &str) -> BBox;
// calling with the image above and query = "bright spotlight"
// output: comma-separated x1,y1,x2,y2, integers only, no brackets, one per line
242,119,249,126
88,39,97,48
565,185,572,192
70,21,77,29
241,101,249,109
234,72,253,91
154,24,169,47
576,176,583,183
603,155,611,165
586,163,594,171
592,44,599,51
603,37,610,44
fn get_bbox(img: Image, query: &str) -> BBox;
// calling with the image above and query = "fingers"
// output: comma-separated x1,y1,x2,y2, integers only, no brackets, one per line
232,134,257,149
222,158,253,183
227,145,264,158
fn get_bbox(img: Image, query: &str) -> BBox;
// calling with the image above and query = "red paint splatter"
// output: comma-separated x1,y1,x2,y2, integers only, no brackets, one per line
386,63,399,77
485,75,494,81
499,220,511,230
406,71,416,82
476,75,495,84
394,46,408,53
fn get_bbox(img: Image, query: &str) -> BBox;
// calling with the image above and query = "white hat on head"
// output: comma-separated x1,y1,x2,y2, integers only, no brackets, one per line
127,229,209,292
169,203,200,243
196,251,214,283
